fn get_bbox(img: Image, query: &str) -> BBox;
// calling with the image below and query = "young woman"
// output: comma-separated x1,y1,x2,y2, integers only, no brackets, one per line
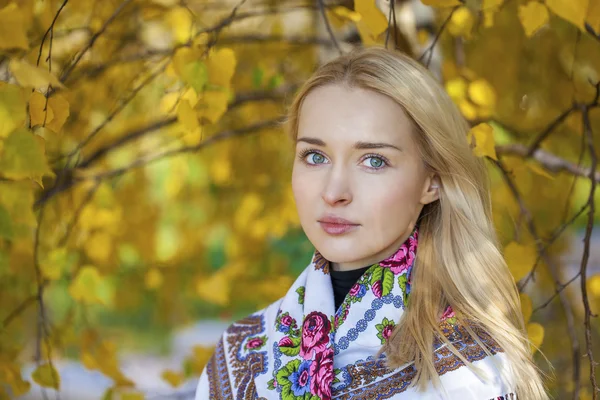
194,47,549,399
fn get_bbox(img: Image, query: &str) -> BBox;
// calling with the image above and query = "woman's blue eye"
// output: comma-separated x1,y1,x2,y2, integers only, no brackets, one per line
310,153,326,164
299,150,388,169
366,157,384,168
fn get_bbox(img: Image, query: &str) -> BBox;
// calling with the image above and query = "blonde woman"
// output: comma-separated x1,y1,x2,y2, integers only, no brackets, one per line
194,47,549,399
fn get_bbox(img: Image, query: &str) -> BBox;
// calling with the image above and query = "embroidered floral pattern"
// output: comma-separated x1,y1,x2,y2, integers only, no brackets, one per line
375,317,396,344
199,226,512,399
312,251,329,274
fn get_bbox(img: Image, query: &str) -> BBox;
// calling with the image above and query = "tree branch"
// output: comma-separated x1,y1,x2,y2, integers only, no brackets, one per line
496,143,600,182
59,0,134,83
525,105,576,157
317,0,343,55
492,158,581,397
579,102,599,399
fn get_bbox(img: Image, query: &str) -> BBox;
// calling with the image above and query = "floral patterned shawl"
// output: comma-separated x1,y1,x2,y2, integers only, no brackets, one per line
194,227,516,399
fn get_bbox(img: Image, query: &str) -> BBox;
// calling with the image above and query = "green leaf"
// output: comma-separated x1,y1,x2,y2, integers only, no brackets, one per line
0,83,26,139
0,203,13,240
398,273,408,293
32,363,60,390
382,268,395,297
276,359,301,395
0,128,53,181
370,266,383,285
182,61,208,94
252,67,264,88
280,336,301,356
267,73,284,89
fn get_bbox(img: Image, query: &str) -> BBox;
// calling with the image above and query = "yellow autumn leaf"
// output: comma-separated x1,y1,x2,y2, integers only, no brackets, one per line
546,0,588,30
445,77,468,102
504,241,537,282
68,265,115,306
0,82,27,139
588,275,600,297
0,4,29,50
468,123,498,160
482,0,503,27
120,392,145,400
0,128,54,181
9,59,64,89
520,293,533,324
161,369,184,387
355,0,388,38
177,99,200,132
46,94,70,133
527,322,544,353
459,100,478,120
526,161,555,180
328,6,362,26
31,363,60,390
173,47,208,94
166,7,193,44
198,89,230,125
448,7,474,38
29,92,55,127
467,79,496,108
518,2,549,37
81,351,98,370
145,268,163,290
1,362,32,397
207,48,237,88
420,0,462,7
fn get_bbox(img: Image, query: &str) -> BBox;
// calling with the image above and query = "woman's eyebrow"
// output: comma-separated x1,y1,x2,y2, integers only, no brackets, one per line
296,137,402,152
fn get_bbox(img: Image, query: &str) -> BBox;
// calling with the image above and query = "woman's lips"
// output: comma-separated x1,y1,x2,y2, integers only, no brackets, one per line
318,222,359,235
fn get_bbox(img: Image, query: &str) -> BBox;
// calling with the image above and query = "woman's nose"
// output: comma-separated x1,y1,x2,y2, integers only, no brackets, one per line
320,167,353,206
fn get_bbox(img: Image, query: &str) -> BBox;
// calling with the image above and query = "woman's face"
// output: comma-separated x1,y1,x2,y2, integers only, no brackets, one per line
292,84,439,271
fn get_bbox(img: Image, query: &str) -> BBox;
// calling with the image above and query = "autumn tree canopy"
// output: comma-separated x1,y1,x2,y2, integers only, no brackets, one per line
0,0,599,398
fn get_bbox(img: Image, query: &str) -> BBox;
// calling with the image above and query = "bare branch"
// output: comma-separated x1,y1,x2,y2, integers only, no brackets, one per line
317,0,343,55
1,295,37,332
496,143,600,182
492,158,581,396
59,0,134,83
77,117,286,181
579,102,599,399
418,7,458,67
525,106,576,157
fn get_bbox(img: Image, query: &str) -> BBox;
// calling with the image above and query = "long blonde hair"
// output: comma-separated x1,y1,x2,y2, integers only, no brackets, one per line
284,46,548,399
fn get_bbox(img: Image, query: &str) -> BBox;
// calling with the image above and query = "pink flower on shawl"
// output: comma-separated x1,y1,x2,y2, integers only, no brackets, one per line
281,315,295,327
441,305,455,321
372,280,383,298
379,244,416,275
309,348,334,400
246,337,264,349
382,325,394,340
299,311,331,360
278,336,294,347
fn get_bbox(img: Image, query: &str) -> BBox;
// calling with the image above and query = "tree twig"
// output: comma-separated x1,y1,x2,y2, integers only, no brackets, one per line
59,0,134,83
317,0,343,55
579,102,599,399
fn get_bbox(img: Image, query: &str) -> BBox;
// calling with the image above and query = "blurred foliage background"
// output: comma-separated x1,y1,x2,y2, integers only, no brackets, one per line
0,0,599,398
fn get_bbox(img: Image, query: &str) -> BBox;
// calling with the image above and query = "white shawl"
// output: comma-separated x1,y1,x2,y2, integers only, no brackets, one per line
194,228,516,399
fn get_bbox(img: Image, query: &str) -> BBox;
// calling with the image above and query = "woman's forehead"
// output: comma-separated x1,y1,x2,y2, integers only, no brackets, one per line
297,84,414,147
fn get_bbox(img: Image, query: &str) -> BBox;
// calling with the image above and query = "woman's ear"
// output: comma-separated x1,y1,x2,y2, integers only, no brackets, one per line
420,174,440,205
